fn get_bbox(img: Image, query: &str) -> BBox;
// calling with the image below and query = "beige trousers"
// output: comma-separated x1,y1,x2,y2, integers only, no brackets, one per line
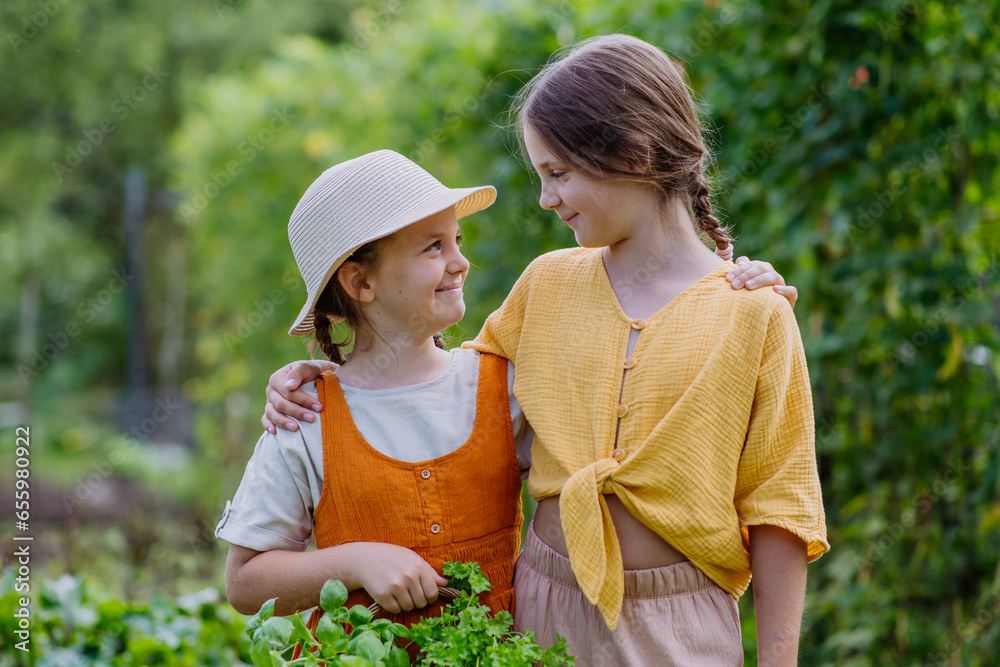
513,522,744,666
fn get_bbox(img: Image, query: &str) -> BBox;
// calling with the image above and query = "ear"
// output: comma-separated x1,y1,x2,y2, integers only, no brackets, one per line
336,262,375,303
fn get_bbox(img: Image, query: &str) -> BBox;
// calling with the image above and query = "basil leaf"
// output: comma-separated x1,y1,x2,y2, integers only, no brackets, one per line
320,579,349,613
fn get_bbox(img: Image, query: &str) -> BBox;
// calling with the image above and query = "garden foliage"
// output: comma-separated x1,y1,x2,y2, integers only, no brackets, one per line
242,562,573,667
0,567,247,666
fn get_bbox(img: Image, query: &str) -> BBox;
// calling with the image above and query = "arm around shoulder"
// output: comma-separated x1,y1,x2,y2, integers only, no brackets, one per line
263,360,339,434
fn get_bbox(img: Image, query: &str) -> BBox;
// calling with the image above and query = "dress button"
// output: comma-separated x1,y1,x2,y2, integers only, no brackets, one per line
420,469,431,479
616,404,629,417
631,319,647,330
430,523,441,534
612,448,627,462
623,357,637,369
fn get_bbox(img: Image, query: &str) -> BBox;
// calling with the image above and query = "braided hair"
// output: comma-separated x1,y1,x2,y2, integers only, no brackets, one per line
309,239,383,364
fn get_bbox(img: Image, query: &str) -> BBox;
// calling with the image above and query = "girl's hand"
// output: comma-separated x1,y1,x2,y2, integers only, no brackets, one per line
350,543,449,614
725,256,798,307
262,360,338,434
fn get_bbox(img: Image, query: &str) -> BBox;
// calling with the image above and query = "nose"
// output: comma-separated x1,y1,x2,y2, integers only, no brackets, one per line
539,181,560,210
448,245,471,277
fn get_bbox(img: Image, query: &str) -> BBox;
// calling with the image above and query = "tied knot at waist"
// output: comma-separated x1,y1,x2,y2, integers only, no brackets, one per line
559,457,627,630
572,456,622,490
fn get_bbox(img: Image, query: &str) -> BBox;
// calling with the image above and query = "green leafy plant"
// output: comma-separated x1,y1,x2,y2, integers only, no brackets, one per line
244,578,409,667
405,561,573,667
244,562,575,667
0,568,249,666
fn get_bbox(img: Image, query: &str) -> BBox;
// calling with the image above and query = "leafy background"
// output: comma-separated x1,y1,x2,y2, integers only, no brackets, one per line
1,0,999,664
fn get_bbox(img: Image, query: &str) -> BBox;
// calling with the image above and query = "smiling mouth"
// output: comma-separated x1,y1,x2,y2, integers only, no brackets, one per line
436,284,462,292
563,213,578,224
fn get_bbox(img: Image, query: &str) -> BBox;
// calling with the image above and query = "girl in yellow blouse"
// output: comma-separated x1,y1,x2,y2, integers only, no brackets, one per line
263,34,826,666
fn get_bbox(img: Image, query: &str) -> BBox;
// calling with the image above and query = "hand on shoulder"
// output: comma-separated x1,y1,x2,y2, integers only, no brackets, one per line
725,255,798,308
262,360,338,434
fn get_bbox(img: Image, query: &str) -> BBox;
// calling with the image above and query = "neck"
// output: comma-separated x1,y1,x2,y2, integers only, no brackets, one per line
337,329,451,390
603,197,722,285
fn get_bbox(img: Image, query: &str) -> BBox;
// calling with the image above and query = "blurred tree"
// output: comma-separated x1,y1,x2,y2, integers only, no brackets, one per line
0,0,355,427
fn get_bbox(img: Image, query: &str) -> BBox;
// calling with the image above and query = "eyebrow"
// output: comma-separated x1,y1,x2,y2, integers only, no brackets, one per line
412,228,460,245
535,161,571,174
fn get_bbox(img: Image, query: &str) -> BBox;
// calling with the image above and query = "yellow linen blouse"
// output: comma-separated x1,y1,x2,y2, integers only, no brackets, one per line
464,247,829,630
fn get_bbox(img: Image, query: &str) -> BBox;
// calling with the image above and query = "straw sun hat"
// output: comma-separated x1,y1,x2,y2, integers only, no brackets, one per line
287,149,496,336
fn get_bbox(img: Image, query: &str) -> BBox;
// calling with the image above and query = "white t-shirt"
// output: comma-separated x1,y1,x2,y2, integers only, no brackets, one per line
215,348,532,552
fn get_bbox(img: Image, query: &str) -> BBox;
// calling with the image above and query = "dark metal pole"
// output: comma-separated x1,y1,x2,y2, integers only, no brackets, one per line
123,166,148,429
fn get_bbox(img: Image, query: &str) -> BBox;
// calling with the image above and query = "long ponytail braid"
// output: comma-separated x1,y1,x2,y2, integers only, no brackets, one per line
687,170,731,251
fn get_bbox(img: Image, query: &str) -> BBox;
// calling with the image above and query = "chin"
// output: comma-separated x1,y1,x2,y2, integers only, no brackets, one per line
433,304,466,331
573,232,607,248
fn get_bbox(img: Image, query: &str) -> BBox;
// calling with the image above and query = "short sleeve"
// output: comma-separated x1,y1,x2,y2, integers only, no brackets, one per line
508,361,533,480
734,301,829,562
215,423,321,552
463,259,539,363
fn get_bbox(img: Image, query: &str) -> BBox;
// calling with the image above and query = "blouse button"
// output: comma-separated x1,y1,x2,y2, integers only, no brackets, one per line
612,448,627,462
616,404,629,417
623,357,637,369
430,523,441,534
631,319,647,330
420,469,431,479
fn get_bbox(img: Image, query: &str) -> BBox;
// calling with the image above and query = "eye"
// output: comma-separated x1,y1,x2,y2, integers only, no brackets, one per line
550,170,567,179
425,240,442,252
455,233,463,246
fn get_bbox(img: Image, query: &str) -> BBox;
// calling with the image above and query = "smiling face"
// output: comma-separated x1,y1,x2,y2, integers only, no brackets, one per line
523,124,659,248
364,206,470,340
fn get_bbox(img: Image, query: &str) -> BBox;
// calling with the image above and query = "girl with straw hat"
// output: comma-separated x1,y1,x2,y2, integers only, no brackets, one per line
217,150,530,643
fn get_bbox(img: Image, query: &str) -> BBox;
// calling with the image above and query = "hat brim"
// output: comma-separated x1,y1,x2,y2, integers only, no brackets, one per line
288,184,496,337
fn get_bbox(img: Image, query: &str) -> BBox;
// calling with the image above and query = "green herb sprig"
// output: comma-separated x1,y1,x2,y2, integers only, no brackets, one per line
244,561,575,667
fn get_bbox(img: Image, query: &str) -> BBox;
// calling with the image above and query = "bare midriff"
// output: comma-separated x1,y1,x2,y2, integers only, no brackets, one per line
532,495,689,569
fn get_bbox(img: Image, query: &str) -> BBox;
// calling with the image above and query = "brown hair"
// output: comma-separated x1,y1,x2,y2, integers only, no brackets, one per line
311,239,385,364
310,238,445,363
511,34,730,249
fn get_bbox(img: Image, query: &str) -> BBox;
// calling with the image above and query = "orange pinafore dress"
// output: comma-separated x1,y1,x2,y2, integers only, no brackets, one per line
295,353,523,657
